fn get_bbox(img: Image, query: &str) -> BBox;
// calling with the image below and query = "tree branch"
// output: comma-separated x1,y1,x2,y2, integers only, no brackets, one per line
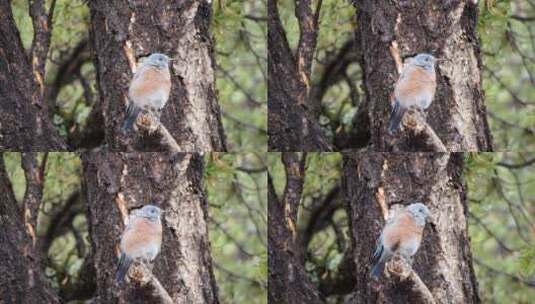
268,0,333,151
0,0,67,150
299,185,341,251
59,255,96,302
281,152,307,224
390,109,447,152
474,258,535,288
310,38,359,109
510,15,535,22
131,111,181,153
21,152,48,248
295,0,322,89
46,38,90,110
67,100,105,150
318,251,356,297
29,0,57,98
38,191,83,259
497,158,535,169
385,254,436,304
128,261,174,304
334,96,371,150
268,154,326,303
294,0,323,116
0,152,60,303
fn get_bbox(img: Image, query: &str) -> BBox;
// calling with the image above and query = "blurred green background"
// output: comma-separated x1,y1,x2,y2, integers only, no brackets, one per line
10,0,266,151
3,152,267,304
268,152,535,303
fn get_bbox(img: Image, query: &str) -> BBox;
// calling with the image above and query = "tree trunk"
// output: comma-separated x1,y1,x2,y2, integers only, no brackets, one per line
342,153,480,303
81,152,219,303
267,0,333,151
356,0,493,151
88,0,227,151
0,1,66,150
268,153,325,304
0,155,59,304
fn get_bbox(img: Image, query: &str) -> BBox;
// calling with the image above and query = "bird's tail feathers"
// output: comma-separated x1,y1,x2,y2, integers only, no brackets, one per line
370,256,386,279
116,253,133,283
370,241,385,279
371,241,384,264
388,99,406,133
122,104,141,132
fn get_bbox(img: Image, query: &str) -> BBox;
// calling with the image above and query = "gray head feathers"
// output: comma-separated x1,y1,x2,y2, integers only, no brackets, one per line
406,202,430,226
411,53,436,71
145,53,170,69
138,205,163,220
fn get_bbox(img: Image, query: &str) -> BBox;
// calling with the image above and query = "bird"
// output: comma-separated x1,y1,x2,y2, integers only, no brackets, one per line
388,53,437,133
370,202,430,279
122,53,172,132
116,205,163,283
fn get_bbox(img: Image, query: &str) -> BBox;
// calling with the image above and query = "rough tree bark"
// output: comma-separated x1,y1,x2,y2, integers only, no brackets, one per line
356,0,493,151
88,0,227,152
268,0,333,151
342,153,480,303
0,1,66,150
268,153,325,304
81,152,219,303
0,154,59,303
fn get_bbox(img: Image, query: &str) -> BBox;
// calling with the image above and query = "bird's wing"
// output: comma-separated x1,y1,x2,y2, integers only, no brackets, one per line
371,234,384,263
121,217,162,254
129,66,171,102
394,67,435,107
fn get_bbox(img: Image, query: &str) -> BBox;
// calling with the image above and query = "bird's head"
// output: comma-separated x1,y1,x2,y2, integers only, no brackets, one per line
145,53,170,69
412,53,436,71
406,202,430,225
139,205,163,220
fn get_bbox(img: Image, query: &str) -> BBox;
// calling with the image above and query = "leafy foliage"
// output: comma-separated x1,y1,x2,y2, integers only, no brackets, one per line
205,153,267,303
465,152,535,302
478,0,535,150
213,0,267,151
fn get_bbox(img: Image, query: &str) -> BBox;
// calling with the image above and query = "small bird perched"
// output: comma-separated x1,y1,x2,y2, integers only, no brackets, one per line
388,53,437,133
116,205,163,283
122,53,172,132
370,202,430,279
